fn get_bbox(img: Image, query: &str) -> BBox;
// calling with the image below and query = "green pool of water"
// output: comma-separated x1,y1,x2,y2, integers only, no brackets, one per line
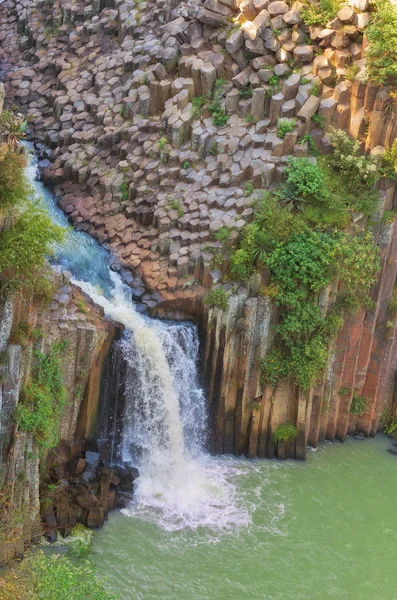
92,436,397,600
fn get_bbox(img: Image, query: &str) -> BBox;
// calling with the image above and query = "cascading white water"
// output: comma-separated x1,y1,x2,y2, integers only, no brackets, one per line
24,146,251,532
76,276,248,531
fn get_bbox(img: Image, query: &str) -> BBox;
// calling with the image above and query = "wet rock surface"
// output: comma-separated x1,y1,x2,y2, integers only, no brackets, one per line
42,446,139,536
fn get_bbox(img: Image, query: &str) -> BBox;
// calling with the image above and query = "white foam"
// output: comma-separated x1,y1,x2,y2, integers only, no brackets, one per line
73,276,251,532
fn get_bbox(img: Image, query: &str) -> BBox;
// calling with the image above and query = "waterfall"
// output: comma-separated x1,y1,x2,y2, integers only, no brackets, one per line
24,146,250,532
75,275,226,531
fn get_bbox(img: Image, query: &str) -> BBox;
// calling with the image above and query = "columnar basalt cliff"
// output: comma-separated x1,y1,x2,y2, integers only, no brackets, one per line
1,0,397,475
0,271,117,564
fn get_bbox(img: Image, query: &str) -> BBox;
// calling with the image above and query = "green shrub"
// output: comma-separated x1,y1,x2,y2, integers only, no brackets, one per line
273,423,297,444
209,79,229,128
0,204,64,299
301,0,343,27
239,86,253,99
65,523,94,557
277,118,297,138
30,553,120,600
0,109,28,152
16,341,68,452
276,157,326,211
244,180,254,196
204,288,228,310
350,393,368,417
345,63,359,82
261,348,290,389
299,133,318,155
265,75,282,97
120,179,129,201
381,210,397,224
209,141,218,156
0,150,30,210
339,386,351,397
311,113,325,128
388,286,397,319
212,108,229,127
215,226,233,243
230,248,254,281
366,0,397,86
328,128,378,191
158,136,167,150
232,181,380,391
383,410,397,436
381,139,397,180
169,198,184,218
311,81,321,97
191,96,206,119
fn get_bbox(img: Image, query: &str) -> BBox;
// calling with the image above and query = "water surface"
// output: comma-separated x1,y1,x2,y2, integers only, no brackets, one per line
92,436,397,600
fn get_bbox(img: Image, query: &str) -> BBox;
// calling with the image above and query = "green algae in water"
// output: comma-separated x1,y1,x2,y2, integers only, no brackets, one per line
92,436,397,600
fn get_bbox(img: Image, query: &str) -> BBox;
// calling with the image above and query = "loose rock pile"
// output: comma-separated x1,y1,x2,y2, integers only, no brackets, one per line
43,449,139,535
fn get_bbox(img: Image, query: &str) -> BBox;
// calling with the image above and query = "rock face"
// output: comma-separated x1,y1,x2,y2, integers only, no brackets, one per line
0,0,397,469
0,273,117,565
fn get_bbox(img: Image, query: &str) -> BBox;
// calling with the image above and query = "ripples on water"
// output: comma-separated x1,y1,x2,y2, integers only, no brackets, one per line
93,437,397,600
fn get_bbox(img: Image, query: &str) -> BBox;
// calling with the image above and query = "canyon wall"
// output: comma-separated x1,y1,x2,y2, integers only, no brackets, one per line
0,268,116,564
1,0,397,472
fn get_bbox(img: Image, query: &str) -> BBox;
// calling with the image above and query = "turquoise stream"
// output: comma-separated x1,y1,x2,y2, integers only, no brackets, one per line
92,436,397,600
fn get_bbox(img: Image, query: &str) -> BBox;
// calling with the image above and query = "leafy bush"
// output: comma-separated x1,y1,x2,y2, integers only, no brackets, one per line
277,118,297,139
230,248,254,281
301,0,343,27
383,410,397,436
273,423,297,444
381,139,397,180
215,226,233,243
265,75,282,97
311,81,321,97
339,387,351,397
0,203,64,299
191,96,206,119
16,341,68,452
244,181,254,196
350,393,368,417
230,165,380,391
65,523,94,557
311,113,324,128
345,63,359,82
0,150,30,210
285,158,325,200
204,288,228,310
328,128,378,191
119,179,129,201
158,136,167,150
0,109,28,151
209,79,229,127
239,86,252,99
388,286,397,319
276,158,327,211
30,553,120,599
366,0,397,86
261,348,290,389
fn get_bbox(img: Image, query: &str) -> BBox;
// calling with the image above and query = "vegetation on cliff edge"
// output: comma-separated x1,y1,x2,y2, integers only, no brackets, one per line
226,129,380,391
